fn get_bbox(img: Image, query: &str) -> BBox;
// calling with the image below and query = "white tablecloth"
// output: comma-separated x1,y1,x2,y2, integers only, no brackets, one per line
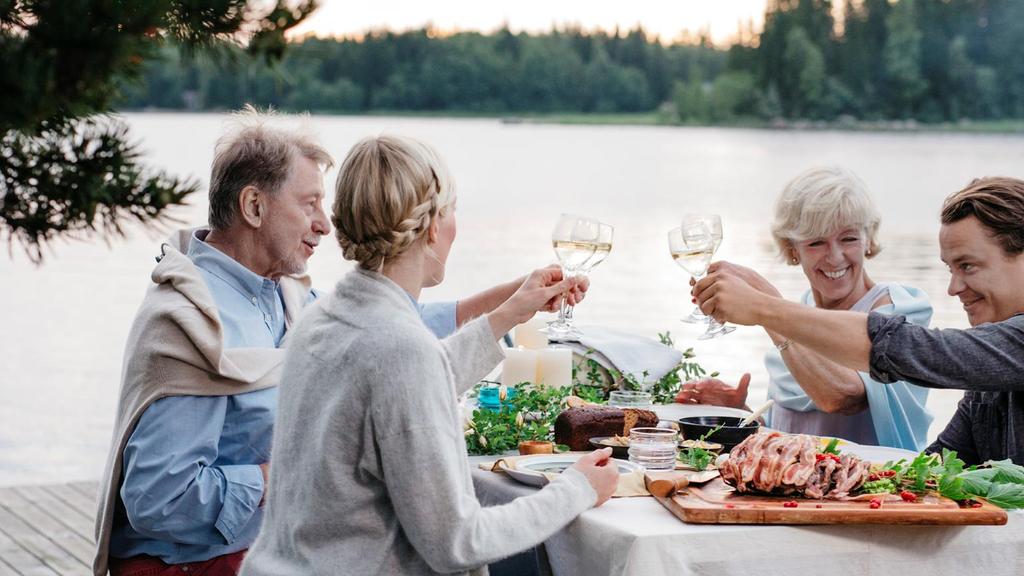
469,456,1024,576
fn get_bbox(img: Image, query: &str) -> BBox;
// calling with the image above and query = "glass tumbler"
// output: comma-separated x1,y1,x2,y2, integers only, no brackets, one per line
627,427,679,471
608,390,653,408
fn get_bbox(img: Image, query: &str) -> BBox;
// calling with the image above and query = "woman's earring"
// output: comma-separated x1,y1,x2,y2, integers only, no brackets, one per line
866,249,872,256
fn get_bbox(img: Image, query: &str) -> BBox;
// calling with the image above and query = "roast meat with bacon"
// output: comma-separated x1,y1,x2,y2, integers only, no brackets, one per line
720,431,870,499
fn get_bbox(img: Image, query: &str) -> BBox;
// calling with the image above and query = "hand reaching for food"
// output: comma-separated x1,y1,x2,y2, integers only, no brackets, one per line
675,373,751,409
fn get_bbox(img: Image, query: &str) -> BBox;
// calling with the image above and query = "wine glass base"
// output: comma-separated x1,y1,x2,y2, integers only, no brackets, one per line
542,322,582,340
680,315,707,324
697,325,736,340
681,307,709,324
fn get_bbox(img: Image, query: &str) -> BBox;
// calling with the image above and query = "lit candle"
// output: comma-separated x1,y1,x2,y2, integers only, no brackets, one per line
537,347,573,389
502,347,538,387
514,317,548,350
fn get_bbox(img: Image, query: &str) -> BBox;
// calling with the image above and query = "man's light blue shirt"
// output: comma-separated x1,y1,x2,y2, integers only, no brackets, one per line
110,230,457,563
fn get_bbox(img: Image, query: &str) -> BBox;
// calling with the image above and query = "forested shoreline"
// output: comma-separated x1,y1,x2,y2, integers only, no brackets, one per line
120,0,1024,125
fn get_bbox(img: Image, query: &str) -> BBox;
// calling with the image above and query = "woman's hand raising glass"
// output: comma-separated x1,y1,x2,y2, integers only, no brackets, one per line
489,265,585,339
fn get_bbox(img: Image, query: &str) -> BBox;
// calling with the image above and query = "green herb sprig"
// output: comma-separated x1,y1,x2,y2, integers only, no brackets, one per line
677,423,724,472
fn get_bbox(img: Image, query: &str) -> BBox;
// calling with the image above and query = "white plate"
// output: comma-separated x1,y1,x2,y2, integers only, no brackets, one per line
841,443,917,463
651,403,751,423
500,454,642,487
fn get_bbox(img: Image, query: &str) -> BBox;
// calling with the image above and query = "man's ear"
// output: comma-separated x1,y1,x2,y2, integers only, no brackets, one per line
238,185,263,228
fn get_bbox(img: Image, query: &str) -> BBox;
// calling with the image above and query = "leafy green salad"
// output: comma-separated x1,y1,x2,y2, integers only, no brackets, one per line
854,447,1024,509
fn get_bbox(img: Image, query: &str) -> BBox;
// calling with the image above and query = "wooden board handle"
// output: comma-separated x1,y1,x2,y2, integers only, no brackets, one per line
645,473,690,498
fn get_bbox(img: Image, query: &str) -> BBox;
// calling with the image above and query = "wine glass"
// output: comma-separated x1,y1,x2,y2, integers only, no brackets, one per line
545,214,601,338
680,213,723,323
668,223,736,340
565,222,613,323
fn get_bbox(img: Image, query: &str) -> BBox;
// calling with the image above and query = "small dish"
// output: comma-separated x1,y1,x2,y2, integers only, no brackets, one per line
679,439,723,453
650,404,751,423
588,436,630,459
500,454,642,487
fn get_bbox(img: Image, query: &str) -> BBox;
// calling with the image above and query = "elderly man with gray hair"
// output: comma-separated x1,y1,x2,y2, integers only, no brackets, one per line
92,109,574,576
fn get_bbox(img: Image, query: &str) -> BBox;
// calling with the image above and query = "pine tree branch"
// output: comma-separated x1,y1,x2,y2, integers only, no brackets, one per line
1,116,198,264
0,1,319,263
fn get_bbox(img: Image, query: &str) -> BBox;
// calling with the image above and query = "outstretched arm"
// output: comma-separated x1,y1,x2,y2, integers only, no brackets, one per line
692,262,870,412
456,265,588,326
693,265,873,372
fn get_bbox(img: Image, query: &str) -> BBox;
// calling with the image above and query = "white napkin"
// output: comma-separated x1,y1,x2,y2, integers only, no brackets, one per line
551,326,683,387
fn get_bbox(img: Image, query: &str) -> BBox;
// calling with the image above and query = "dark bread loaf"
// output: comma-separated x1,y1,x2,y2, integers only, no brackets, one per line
554,406,658,451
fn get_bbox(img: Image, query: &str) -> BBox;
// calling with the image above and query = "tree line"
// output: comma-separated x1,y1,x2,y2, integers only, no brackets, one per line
121,0,1024,124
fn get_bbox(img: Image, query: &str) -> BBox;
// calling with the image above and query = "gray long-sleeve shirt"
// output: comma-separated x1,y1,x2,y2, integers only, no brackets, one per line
240,269,596,576
867,312,1024,465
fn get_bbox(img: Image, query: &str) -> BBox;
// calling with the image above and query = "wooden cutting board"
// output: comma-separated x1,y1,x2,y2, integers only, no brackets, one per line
653,478,1007,525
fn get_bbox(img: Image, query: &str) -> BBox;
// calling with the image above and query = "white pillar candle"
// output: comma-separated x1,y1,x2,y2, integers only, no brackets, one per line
501,347,538,387
536,347,573,390
514,317,548,350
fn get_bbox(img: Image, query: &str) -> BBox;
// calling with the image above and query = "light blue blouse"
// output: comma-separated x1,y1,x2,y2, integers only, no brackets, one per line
765,283,934,450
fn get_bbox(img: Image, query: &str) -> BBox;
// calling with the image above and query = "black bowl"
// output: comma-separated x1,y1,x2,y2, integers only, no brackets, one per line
677,416,759,453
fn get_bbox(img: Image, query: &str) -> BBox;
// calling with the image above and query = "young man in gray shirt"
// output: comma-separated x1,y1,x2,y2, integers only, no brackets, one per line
693,176,1024,465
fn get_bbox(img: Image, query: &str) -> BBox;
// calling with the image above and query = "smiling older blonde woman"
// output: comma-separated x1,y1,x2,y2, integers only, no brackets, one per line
240,135,618,576
676,166,934,450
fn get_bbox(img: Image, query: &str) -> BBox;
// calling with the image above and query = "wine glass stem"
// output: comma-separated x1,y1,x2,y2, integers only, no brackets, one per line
565,271,590,320
693,271,705,310
557,277,571,322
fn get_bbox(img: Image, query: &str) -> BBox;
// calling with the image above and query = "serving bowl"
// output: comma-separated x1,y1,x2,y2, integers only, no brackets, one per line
677,416,759,453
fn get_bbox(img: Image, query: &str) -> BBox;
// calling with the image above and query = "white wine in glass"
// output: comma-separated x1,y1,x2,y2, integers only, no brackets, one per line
667,224,735,340
671,247,714,277
565,222,613,323
545,214,602,337
680,213,723,323
553,239,599,271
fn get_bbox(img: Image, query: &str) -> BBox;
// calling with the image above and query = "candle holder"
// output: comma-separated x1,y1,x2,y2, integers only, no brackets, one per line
477,385,518,412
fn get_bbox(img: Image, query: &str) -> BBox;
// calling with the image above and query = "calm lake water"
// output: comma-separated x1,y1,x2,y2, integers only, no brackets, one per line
2,113,1023,486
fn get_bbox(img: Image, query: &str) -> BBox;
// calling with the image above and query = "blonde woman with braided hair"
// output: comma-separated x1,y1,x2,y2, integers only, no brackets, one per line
241,135,618,576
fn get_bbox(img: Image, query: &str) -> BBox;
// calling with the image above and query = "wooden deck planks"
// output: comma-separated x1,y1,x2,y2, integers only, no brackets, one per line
0,489,94,567
0,512,60,576
0,483,98,576
35,486,93,523
0,558,24,576
10,487,93,543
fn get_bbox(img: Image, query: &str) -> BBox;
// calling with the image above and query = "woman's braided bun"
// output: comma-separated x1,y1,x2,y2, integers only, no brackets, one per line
332,135,454,270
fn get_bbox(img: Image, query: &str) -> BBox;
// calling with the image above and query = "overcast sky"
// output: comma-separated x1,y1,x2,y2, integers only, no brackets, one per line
288,0,769,45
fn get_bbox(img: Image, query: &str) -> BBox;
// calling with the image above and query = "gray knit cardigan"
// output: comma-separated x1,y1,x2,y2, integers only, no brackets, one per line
240,268,596,576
